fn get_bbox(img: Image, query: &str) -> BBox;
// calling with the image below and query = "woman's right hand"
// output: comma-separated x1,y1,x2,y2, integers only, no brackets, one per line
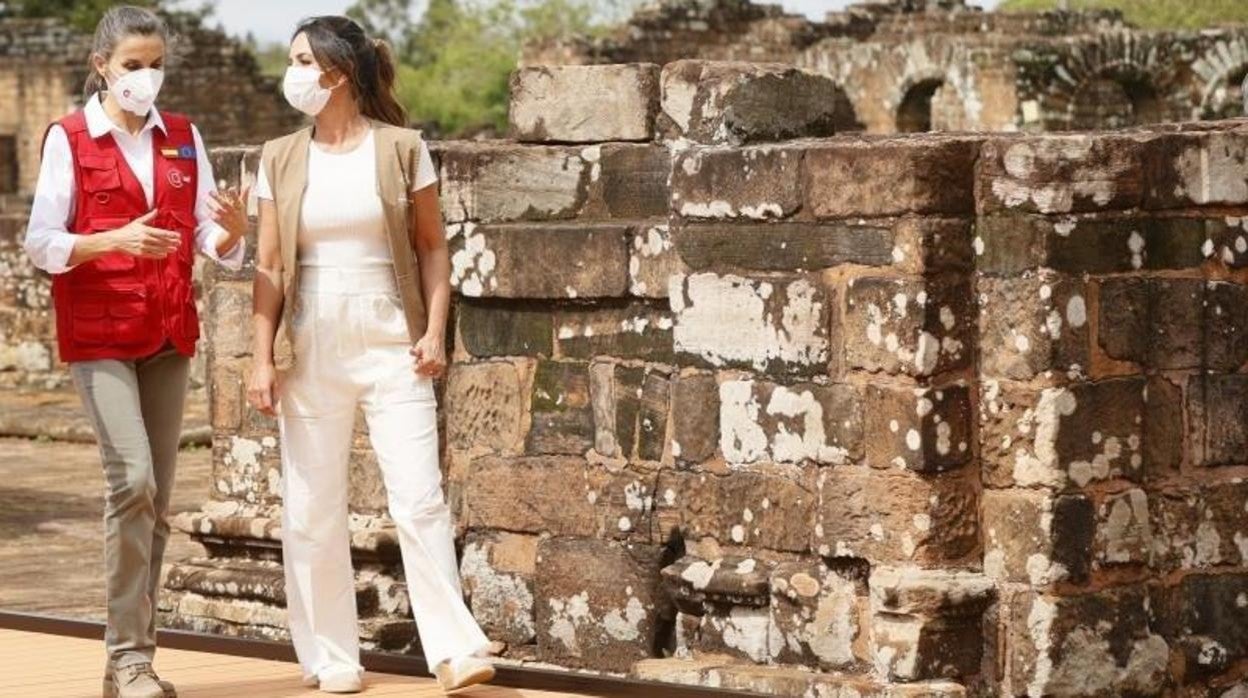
247,360,279,416
109,210,182,258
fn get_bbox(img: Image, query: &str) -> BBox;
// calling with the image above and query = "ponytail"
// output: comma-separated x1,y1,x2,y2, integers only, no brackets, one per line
295,16,408,127
362,38,408,127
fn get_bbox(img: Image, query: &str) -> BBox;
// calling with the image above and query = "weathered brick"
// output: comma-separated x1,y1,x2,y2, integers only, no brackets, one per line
596,144,671,219
445,360,527,455
527,360,594,455
1093,488,1152,568
208,281,253,359
842,275,973,378
589,362,671,462
439,145,589,223
534,537,669,672
1154,573,1248,679
979,378,1145,490
1150,480,1248,571
1206,281,1248,372
673,220,893,271
1205,216,1248,269
719,378,862,466
671,272,829,377
449,222,629,299
770,560,869,671
891,217,975,275
814,468,978,564
629,224,683,298
1009,589,1168,697
455,300,553,357
1096,278,1204,370
1188,373,1248,467
663,554,772,608
864,382,973,473
977,273,1088,380
1143,375,1183,475
805,138,979,218
982,489,1093,585
553,302,674,363
670,145,802,220
509,64,659,143
656,465,815,553
977,134,1144,214
670,371,719,464
660,60,857,145
459,531,538,646
1143,131,1248,209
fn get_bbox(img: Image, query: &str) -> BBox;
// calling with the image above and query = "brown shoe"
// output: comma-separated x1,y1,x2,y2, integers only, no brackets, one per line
102,663,176,698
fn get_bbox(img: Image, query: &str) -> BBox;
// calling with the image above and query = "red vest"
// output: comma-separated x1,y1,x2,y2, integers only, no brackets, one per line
50,109,201,363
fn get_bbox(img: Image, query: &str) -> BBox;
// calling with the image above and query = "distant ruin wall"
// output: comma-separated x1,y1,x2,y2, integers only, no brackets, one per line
164,62,1248,696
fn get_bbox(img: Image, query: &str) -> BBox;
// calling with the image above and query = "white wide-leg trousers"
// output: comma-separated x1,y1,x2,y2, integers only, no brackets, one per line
277,265,488,682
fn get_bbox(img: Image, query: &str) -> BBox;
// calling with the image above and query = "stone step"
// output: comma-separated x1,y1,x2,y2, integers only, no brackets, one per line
631,656,968,696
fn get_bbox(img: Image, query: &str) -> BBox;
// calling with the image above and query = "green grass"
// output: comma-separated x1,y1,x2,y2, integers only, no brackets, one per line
998,0,1248,30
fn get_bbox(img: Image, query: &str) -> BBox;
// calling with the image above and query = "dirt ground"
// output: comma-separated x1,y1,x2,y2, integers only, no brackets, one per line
0,434,212,620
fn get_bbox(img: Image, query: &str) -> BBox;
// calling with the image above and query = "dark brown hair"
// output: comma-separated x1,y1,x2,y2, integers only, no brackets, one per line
294,16,408,127
83,5,170,100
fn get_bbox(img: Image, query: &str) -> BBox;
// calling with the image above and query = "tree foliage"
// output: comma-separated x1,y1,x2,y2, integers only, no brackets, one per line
0,0,213,32
998,0,1248,31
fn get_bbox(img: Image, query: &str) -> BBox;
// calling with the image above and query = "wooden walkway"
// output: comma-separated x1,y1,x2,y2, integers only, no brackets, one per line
2,628,593,698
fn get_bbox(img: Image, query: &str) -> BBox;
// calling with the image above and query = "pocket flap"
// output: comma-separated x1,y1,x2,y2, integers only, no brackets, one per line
86,217,131,233
79,154,116,170
73,301,108,319
109,298,147,318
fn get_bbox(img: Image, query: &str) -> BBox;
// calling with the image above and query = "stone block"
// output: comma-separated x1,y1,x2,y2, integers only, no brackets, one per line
595,144,671,219
670,371,719,465
979,378,1146,490
869,567,995,682
445,360,527,455
718,379,862,466
670,145,802,220
438,144,589,223
1144,131,1248,209
804,138,979,218
554,302,674,363
842,275,973,378
673,220,894,271
671,272,829,377
534,537,669,672
1093,488,1153,568
891,217,975,275
527,360,594,455
976,135,1145,214
1189,373,1248,467
1154,573,1248,678
449,222,629,299
660,60,858,145
208,281,253,359
1009,589,1169,697
1150,480,1248,571
1205,216,1248,269
459,531,538,646
656,465,815,553
662,554,772,608
977,273,1088,381
982,489,1094,586
589,362,671,462
814,468,978,564
975,214,1207,275
455,300,553,357
864,382,973,473
770,559,869,670
1096,278,1205,370
509,64,659,142
629,224,683,298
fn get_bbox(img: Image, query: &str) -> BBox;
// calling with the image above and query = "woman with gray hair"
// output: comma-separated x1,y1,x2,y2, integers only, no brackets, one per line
22,6,249,697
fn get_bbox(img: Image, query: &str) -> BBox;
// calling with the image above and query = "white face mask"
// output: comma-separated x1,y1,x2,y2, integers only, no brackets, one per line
107,67,164,116
283,66,333,116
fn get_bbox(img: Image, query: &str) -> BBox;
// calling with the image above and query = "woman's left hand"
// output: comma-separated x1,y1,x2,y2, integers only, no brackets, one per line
209,184,251,239
411,333,447,378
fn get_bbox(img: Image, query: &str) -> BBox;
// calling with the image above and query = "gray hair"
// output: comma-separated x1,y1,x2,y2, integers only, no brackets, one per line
82,5,170,101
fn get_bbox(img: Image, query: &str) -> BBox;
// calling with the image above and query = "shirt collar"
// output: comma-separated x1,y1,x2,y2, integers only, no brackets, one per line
84,92,167,139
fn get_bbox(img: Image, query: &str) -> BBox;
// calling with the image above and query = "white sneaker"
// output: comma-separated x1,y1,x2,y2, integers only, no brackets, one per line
434,656,495,693
316,666,363,694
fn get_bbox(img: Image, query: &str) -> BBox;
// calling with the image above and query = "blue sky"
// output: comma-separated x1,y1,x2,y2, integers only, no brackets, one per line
204,0,1001,44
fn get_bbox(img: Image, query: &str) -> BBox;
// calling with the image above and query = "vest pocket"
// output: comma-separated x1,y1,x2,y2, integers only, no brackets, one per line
83,217,137,273
80,155,122,192
70,289,147,345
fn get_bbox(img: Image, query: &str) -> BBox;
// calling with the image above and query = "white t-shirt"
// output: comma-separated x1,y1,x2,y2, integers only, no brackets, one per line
255,128,437,267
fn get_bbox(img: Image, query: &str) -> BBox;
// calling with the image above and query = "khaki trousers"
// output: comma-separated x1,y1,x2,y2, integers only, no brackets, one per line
70,343,189,669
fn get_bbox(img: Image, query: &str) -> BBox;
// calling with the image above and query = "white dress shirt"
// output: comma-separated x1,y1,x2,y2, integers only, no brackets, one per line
23,93,244,274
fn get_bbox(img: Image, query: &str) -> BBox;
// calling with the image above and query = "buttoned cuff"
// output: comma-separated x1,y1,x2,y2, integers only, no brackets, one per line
202,223,245,270
42,231,80,274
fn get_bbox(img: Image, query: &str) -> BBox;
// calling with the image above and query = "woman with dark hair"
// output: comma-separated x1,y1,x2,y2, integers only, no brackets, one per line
22,5,248,698
245,15,494,694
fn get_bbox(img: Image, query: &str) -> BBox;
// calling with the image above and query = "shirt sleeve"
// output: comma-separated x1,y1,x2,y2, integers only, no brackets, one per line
412,140,437,192
191,124,244,270
23,125,80,274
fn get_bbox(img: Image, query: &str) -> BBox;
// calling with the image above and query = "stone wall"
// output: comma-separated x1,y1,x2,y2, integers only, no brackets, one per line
526,0,1248,135
163,61,1248,696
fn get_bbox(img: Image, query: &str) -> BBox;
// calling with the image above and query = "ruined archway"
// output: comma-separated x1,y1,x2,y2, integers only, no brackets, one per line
1196,36,1248,119
1069,74,1164,130
896,78,945,132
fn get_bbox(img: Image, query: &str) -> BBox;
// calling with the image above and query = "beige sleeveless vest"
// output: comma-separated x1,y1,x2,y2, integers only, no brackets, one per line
260,119,429,370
